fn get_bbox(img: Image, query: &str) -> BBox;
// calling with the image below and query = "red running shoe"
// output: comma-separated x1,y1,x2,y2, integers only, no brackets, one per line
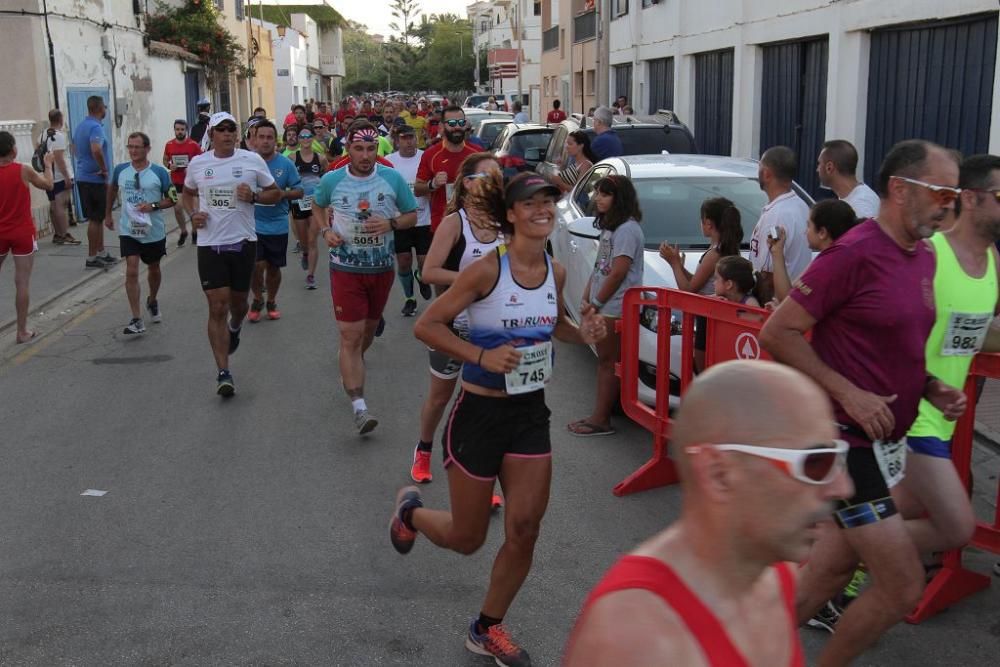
410,447,433,484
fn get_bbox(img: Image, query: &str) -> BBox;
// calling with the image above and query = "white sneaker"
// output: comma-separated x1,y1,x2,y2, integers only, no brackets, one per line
354,409,378,435
123,318,146,335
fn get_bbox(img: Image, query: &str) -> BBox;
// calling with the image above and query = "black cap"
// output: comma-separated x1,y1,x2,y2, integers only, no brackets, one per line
505,175,561,208
395,123,416,136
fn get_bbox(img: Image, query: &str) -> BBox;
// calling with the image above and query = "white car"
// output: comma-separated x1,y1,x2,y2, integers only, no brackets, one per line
549,154,815,406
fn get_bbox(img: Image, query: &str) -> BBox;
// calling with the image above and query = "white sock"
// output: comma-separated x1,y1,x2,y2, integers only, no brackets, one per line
352,398,367,413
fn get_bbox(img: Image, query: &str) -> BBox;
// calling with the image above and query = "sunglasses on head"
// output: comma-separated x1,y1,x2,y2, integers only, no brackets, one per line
891,175,961,206
465,171,492,180
444,119,467,128
693,439,848,485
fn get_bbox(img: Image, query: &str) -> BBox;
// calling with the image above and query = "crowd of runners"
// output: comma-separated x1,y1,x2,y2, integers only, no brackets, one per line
1,90,999,666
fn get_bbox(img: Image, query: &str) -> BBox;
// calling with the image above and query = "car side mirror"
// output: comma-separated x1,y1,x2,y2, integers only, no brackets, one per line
568,216,600,239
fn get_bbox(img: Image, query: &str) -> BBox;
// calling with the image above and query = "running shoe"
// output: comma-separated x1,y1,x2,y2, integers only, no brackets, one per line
248,300,264,323
806,600,842,634
410,446,433,483
62,232,81,245
836,568,868,609
52,234,65,245
266,302,281,320
375,316,386,337
85,257,105,269
415,268,432,300
354,409,378,435
465,621,532,667
178,231,188,247
389,486,423,554
228,325,241,354
122,317,145,335
292,241,302,254
994,561,1000,577
100,252,118,265
305,274,317,290
192,231,198,244
401,298,417,317
492,494,504,510
300,253,308,271
216,369,235,397
146,299,162,324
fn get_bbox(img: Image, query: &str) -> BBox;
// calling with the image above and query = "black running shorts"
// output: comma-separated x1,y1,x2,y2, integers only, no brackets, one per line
394,226,432,255
119,236,166,265
77,182,106,222
834,445,899,529
197,241,256,292
442,389,551,480
256,233,288,268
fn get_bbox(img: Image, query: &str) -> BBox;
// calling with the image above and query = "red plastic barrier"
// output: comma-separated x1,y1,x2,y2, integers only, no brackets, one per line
907,352,1000,623
614,287,769,496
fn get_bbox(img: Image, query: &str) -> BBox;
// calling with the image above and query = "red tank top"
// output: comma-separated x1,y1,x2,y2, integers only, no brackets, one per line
573,555,804,667
0,162,32,236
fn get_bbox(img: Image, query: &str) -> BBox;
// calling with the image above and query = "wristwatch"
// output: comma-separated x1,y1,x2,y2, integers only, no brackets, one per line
151,202,160,211
389,217,398,231
251,192,258,204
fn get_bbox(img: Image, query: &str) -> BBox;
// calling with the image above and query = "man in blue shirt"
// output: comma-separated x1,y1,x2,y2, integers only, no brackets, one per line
249,120,303,322
104,131,174,335
72,95,116,268
590,106,624,161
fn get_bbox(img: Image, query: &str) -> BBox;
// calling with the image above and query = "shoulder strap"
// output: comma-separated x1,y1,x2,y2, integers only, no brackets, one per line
586,556,749,667
773,563,806,667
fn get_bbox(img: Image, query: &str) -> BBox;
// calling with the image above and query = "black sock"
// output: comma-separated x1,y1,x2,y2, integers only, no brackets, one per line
476,613,503,635
417,440,433,453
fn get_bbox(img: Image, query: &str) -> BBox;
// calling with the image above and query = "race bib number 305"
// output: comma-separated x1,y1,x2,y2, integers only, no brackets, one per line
504,341,553,395
942,311,991,357
208,187,236,210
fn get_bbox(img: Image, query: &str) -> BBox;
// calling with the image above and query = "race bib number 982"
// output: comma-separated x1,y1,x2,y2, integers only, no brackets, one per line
942,311,991,357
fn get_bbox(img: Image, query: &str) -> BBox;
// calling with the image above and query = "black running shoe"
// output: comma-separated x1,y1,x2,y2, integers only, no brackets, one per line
401,298,417,317
806,600,842,634
178,231,188,247
228,325,241,354
417,273,432,300
217,370,235,397
375,316,386,337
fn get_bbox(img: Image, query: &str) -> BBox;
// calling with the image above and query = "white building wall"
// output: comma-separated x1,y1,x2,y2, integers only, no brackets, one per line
272,29,312,118
148,56,192,159
611,0,1000,171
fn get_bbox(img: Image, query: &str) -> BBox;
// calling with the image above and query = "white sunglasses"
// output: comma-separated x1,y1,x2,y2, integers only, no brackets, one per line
691,439,849,485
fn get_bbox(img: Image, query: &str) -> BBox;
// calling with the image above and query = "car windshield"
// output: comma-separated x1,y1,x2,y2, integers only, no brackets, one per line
632,177,767,249
506,130,555,157
480,122,508,147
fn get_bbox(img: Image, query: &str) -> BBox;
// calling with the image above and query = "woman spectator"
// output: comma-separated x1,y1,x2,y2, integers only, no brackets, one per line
568,175,645,436
767,198,857,303
659,197,743,371
547,130,596,192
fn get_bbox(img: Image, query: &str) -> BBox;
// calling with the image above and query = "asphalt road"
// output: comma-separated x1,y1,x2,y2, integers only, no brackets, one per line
0,239,998,666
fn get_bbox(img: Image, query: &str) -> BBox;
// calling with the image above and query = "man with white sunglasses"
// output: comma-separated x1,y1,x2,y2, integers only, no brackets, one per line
761,139,966,666
565,360,852,666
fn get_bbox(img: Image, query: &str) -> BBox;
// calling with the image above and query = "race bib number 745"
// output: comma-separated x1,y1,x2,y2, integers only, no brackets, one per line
504,341,553,395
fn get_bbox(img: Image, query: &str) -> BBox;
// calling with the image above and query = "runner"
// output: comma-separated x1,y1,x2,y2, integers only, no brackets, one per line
387,124,432,316
291,126,328,290
247,120,303,322
105,132,175,335
760,140,966,665
181,112,282,397
0,131,54,343
415,106,480,233
163,119,202,246
390,173,607,667
900,153,1000,572
312,121,418,434
564,360,850,666
410,151,503,488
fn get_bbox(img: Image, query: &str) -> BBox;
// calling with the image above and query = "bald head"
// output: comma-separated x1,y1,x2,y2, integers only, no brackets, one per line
671,360,835,479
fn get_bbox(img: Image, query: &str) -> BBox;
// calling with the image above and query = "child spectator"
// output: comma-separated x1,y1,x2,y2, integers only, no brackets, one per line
714,256,760,307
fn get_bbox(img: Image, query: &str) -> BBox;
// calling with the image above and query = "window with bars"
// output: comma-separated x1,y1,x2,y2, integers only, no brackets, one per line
647,57,674,114
614,0,628,17
235,0,243,20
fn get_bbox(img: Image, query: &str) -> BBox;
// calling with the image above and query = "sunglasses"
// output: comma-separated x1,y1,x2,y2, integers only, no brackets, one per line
465,172,492,180
214,123,238,133
967,188,1000,203
695,439,848,485
444,119,468,128
891,176,961,206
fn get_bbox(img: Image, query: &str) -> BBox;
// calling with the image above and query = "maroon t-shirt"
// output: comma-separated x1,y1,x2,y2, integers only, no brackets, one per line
789,219,935,447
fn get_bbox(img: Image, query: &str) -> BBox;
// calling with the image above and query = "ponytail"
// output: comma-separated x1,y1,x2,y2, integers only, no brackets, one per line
701,197,743,256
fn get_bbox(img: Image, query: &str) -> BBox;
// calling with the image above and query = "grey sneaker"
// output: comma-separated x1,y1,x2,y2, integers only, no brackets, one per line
85,257,105,269
354,409,378,435
146,300,162,323
123,318,145,335
806,600,842,634
100,253,118,265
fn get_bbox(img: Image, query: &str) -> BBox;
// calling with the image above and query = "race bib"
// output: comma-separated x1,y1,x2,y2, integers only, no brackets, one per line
504,341,553,395
296,195,313,211
208,186,236,210
172,154,189,168
941,311,992,357
349,221,383,247
445,182,455,202
873,439,907,488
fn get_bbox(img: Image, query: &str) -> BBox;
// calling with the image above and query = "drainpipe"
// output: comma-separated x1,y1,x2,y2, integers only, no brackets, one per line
42,0,59,108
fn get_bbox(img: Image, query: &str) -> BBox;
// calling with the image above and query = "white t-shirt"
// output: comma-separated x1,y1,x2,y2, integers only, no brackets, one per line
750,190,811,281
387,150,431,228
842,183,881,220
40,129,72,183
184,149,275,246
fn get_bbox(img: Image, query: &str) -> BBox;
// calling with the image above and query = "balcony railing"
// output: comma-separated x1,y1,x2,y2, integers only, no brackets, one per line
574,10,596,43
543,26,559,52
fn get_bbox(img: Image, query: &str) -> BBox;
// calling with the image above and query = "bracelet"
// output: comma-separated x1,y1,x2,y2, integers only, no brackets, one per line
591,297,606,310
477,348,485,366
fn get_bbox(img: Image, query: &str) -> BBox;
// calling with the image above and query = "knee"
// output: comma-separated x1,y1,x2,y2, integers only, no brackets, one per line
125,265,140,280
340,331,364,351
505,516,542,550
207,299,228,319
941,509,977,550
429,386,453,410
874,559,926,615
451,531,487,555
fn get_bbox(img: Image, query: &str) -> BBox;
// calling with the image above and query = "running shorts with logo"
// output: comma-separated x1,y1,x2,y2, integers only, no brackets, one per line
834,425,901,529
256,233,288,268
908,232,998,458
120,236,166,265
443,389,552,480
77,181,106,221
197,241,257,291
429,325,467,380
329,269,394,322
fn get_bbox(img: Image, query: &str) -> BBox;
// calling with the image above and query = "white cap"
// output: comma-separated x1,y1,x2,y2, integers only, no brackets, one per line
208,111,237,129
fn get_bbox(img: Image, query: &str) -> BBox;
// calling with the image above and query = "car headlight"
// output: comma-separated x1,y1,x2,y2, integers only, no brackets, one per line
639,306,681,335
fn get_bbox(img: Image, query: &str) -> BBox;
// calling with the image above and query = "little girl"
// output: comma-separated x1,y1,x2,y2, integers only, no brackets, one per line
714,256,761,306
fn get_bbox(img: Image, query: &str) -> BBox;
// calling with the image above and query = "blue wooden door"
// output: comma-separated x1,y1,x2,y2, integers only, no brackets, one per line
184,70,200,126
66,87,112,220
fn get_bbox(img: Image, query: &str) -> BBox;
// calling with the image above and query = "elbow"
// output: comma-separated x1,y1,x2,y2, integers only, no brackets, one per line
759,321,782,356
